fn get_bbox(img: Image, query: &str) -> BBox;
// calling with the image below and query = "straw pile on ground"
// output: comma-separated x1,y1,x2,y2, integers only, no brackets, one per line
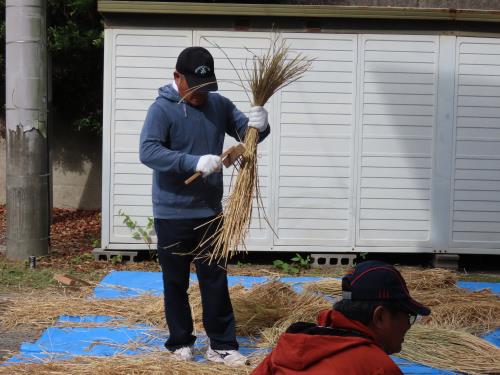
400,267,457,290
0,289,164,330
401,324,500,375
417,288,500,334
0,281,329,338
301,268,500,336
208,36,313,263
2,269,499,374
0,352,265,375
302,268,458,297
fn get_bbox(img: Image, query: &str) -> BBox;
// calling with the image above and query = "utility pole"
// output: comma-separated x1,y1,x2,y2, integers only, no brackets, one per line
5,0,50,261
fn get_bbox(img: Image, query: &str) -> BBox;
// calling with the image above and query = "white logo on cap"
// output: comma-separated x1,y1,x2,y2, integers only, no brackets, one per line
195,65,210,76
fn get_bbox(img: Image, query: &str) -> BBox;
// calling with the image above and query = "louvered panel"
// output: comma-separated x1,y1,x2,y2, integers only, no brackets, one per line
276,33,357,246
110,30,192,243
451,38,500,248
357,35,438,245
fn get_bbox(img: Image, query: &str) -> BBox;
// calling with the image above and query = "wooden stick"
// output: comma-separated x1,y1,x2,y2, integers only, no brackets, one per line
184,171,202,185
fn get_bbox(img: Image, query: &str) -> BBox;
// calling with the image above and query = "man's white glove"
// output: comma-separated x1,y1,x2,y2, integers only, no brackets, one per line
248,106,268,132
196,154,222,177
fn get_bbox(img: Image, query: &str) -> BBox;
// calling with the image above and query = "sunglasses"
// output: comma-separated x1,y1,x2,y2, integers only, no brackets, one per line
404,312,418,325
397,305,418,325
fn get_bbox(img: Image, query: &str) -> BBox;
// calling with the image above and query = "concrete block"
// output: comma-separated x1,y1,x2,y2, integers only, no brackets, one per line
92,248,139,263
311,253,356,268
432,253,459,270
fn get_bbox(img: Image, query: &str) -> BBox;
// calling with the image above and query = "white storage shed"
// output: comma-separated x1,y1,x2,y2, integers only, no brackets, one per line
98,1,500,257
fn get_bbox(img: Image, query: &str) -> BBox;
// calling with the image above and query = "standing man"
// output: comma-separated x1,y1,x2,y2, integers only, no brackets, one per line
139,46,270,367
252,260,431,374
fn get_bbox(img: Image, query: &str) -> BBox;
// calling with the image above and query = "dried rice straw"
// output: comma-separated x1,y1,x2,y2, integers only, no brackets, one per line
302,279,342,297
205,34,313,264
400,324,500,375
0,290,165,330
0,352,265,374
300,269,500,336
2,274,499,374
400,267,457,290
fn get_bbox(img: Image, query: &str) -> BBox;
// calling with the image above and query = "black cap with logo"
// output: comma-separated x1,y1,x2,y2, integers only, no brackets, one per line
342,260,431,316
176,46,218,92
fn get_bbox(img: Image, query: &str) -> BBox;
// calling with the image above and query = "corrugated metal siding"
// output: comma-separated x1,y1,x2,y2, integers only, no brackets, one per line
451,38,500,246
276,34,356,246
356,35,438,245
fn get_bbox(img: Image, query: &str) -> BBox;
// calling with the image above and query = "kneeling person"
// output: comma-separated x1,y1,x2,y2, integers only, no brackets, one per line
252,260,431,374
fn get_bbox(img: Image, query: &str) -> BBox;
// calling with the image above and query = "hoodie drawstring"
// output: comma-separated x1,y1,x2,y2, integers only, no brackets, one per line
183,103,187,118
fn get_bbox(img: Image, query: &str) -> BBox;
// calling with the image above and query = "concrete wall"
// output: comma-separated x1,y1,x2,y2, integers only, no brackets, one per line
1,129,102,210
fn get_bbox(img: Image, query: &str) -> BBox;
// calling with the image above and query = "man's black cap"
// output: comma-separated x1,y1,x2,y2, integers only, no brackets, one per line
342,260,431,316
176,47,218,92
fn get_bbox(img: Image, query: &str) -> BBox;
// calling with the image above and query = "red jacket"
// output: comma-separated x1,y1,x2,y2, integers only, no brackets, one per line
251,310,402,375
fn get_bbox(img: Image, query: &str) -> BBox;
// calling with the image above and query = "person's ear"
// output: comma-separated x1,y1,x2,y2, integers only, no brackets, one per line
371,305,388,329
173,71,180,80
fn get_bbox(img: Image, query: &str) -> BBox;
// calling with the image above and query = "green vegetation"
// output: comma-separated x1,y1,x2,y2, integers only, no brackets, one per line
0,259,55,289
47,0,103,134
273,253,311,275
0,0,103,135
69,252,94,265
118,210,157,261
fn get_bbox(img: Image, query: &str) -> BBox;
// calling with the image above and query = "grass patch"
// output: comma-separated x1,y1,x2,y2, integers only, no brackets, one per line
458,272,500,283
0,258,55,290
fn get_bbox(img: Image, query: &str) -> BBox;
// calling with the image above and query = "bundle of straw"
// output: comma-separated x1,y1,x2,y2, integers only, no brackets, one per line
257,291,331,348
400,267,457,290
302,279,342,297
400,324,500,375
193,281,328,337
421,299,500,334
208,36,313,263
0,289,165,330
415,288,500,335
231,281,298,336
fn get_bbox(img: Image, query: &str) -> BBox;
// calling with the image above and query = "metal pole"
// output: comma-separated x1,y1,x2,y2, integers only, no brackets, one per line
5,0,50,260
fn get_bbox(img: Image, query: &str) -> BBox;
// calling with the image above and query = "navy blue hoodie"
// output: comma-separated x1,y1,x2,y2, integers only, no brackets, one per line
139,84,270,219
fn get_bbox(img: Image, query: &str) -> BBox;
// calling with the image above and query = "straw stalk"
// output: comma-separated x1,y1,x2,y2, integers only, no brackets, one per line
207,35,313,263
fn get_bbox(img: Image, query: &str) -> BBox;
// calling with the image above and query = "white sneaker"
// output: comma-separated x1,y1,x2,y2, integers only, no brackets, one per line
170,345,194,361
206,346,249,367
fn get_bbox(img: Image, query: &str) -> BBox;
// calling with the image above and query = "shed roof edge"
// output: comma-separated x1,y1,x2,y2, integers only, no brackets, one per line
97,1,500,22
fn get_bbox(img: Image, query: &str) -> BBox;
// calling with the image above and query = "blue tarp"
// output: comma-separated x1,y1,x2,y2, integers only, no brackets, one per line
481,330,500,347
93,271,333,299
6,315,262,364
4,313,466,374
7,318,164,363
392,357,455,374
94,271,500,299
456,281,500,294
4,271,499,375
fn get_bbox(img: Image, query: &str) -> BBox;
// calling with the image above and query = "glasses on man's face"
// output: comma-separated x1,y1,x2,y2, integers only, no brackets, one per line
395,304,418,325
407,313,418,325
